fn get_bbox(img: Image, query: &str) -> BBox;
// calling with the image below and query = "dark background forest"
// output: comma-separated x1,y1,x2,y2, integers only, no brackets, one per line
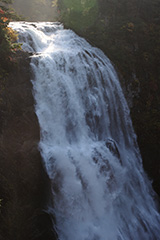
0,0,160,239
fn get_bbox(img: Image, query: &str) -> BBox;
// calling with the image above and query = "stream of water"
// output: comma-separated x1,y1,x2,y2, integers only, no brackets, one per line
10,22,160,240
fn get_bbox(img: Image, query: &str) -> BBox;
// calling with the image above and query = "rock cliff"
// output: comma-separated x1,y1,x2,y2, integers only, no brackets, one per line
0,51,57,240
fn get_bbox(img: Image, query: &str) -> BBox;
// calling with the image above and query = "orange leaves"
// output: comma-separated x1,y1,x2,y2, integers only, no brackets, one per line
0,17,9,28
1,16,9,22
0,8,5,15
8,55,17,63
6,27,18,42
121,22,135,33
0,8,8,25
127,22,134,32
0,7,21,64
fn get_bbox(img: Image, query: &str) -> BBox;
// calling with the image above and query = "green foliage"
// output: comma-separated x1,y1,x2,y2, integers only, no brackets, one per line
53,0,99,32
0,0,21,73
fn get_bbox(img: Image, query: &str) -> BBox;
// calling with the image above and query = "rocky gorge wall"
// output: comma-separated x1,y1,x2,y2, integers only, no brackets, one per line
0,51,57,240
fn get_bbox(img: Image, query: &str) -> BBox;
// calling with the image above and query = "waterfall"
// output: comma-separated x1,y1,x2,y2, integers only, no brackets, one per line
10,22,160,240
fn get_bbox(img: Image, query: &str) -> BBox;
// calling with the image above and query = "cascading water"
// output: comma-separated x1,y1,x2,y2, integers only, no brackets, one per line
10,22,160,240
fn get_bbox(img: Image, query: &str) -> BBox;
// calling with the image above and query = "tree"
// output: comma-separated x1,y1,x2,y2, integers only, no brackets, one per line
52,0,99,32
0,0,21,71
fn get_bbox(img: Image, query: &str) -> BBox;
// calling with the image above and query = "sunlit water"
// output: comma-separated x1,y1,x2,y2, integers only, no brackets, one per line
10,22,160,240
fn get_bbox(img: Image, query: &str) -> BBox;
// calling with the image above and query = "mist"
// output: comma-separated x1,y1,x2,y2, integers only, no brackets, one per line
12,0,58,21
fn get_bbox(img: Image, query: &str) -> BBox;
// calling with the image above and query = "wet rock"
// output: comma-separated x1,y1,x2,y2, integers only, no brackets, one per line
0,51,57,240
105,138,121,162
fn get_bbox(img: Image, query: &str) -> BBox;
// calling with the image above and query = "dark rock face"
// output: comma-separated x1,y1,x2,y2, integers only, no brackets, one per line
0,51,57,240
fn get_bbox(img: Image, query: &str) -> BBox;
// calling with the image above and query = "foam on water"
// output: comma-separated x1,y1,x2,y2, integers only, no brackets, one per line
10,22,160,240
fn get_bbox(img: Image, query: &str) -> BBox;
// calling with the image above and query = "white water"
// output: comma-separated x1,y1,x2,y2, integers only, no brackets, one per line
10,22,160,240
